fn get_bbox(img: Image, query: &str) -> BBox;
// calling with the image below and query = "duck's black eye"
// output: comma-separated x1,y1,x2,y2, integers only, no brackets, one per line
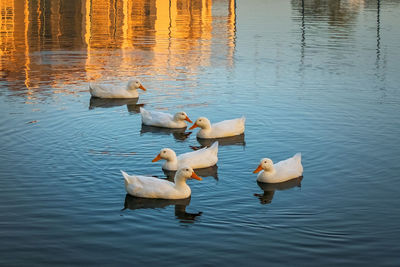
186,169,189,171
163,151,166,154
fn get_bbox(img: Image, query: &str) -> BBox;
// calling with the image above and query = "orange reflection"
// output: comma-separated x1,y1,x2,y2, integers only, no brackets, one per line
0,0,236,99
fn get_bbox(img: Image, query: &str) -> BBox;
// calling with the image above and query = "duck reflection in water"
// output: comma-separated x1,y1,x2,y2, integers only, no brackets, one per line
192,134,246,150
254,177,303,205
122,194,202,223
140,124,192,142
163,165,218,181
89,97,145,113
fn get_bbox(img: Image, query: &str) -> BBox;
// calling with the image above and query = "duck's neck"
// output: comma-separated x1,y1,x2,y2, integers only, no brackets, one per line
174,177,189,189
263,166,276,176
200,124,211,131
163,156,178,170
166,154,178,164
173,117,182,123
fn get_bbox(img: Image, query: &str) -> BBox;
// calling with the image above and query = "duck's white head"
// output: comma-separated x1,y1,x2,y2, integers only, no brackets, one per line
173,111,192,123
189,117,211,130
127,79,146,91
175,166,202,182
152,148,177,162
253,158,274,173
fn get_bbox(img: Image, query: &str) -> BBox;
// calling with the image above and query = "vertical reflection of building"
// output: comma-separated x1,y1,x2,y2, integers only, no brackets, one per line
150,0,214,77
1,0,236,96
0,0,32,92
227,0,236,65
1,0,87,95
291,0,363,75
211,0,236,67
119,0,214,79
86,0,127,49
83,0,236,81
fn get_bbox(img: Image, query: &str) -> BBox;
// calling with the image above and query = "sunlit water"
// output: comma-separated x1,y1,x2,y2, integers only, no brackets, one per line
1,0,400,265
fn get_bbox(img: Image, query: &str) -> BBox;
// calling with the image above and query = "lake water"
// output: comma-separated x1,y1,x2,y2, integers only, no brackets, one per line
1,0,400,265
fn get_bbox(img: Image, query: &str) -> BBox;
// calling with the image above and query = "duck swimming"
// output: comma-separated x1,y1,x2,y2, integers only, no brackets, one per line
122,166,202,199
89,78,146,98
189,116,245,138
152,141,219,171
140,107,192,129
253,153,303,183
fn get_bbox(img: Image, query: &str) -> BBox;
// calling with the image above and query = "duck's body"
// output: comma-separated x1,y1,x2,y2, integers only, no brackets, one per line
122,167,201,199
190,117,245,138
254,153,303,183
152,141,219,171
89,79,146,98
140,108,192,129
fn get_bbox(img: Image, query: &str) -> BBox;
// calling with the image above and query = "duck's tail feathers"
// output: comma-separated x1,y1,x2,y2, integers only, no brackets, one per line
89,83,95,94
293,153,302,163
139,107,150,123
209,141,219,155
121,170,131,187
239,116,246,133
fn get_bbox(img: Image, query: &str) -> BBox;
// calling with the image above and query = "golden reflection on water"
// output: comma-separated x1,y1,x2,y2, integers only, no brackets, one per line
0,0,236,96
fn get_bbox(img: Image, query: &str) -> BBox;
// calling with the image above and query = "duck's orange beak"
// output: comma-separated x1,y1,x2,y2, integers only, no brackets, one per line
185,116,193,123
253,164,263,173
152,153,161,162
191,171,202,181
139,84,146,91
189,123,198,130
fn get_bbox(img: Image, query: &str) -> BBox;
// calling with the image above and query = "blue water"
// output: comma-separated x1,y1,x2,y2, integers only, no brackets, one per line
1,0,400,265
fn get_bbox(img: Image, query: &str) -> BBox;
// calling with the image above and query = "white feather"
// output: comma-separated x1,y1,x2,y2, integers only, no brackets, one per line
256,153,303,183
121,168,199,199
140,108,190,129
89,79,145,98
193,116,246,138
155,142,219,171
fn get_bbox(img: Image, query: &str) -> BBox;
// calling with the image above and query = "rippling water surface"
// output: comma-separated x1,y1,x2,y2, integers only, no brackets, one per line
1,0,400,265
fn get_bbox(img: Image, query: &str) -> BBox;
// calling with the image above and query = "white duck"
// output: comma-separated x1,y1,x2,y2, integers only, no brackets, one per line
189,117,245,138
253,153,303,183
140,107,192,128
152,141,219,171
122,166,202,199
89,78,146,98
